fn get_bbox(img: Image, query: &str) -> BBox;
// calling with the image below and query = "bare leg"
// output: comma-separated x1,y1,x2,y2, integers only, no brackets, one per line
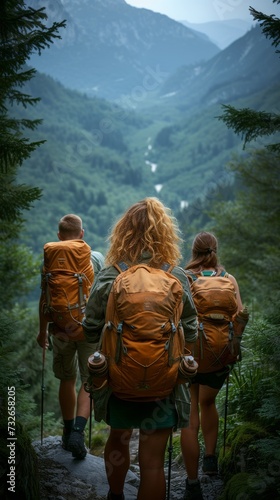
104,428,133,495
59,379,76,420
76,383,91,419
199,385,220,455
137,427,171,500
180,383,200,480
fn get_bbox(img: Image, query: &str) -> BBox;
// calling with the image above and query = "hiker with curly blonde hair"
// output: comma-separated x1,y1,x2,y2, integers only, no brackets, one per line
83,198,198,500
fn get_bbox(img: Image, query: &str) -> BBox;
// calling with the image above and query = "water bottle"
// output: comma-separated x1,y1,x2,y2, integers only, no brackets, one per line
87,351,108,389
178,355,198,381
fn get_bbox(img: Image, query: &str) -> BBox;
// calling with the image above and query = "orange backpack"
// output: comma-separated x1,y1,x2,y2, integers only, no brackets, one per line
42,240,94,341
187,270,239,373
99,262,185,401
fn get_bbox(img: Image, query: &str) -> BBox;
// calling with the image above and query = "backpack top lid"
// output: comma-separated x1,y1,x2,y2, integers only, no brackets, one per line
187,268,238,319
110,263,183,328
43,239,92,273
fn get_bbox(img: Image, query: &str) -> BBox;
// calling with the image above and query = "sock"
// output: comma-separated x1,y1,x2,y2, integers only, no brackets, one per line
63,419,74,434
74,416,87,431
187,478,199,485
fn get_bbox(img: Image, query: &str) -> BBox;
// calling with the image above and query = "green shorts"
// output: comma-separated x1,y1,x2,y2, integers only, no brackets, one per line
107,394,177,430
52,336,97,382
191,367,230,390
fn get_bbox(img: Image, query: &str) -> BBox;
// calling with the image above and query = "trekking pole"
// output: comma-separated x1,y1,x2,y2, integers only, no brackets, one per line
40,345,46,445
166,430,173,500
223,373,229,457
89,393,93,450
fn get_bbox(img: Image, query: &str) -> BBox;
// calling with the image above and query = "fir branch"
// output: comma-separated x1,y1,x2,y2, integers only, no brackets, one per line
218,105,280,151
249,6,280,50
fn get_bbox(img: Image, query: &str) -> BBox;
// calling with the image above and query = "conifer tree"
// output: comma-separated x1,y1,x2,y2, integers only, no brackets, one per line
219,0,280,152
0,0,66,238
0,4,65,496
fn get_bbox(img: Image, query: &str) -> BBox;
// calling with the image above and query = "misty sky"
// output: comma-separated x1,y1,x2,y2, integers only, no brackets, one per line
125,1,280,23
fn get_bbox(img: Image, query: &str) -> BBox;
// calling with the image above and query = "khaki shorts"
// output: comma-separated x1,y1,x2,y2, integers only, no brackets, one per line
52,336,98,382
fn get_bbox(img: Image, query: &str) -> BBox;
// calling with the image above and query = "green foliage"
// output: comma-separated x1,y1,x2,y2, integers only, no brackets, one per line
0,0,69,458
0,1,66,171
219,2,280,152
0,173,41,240
209,150,280,310
228,360,272,424
221,422,268,478
218,471,280,500
194,10,280,488
0,316,41,498
217,314,280,494
216,300,280,443
250,2,280,51
218,105,280,152
219,423,280,498
89,429,108,456
253,435,280,462
0,1,65,239
0,245,39,304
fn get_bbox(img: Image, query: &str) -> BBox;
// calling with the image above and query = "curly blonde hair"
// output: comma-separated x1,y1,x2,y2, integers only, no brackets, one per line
105,198,182,266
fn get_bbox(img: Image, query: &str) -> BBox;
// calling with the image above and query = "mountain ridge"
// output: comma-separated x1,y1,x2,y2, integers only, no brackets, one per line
156,25,280,109
180,19,253,49
28,0,220,100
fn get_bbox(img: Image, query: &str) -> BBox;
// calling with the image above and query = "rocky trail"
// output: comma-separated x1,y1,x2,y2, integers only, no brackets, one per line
33,432,224,499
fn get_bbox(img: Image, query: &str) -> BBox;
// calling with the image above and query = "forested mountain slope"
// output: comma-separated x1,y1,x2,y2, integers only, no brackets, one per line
16,13,280,258
17,70,280,259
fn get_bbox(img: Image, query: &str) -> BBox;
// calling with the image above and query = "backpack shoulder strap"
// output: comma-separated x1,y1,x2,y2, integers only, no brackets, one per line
161,262,172,272
201,270,217,277
221,270,228,277
114,261,129,273
185,270,198,282
199,270,228,278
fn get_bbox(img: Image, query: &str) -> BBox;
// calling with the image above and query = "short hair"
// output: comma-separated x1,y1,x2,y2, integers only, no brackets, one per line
105,197,182,266
58,214,83,239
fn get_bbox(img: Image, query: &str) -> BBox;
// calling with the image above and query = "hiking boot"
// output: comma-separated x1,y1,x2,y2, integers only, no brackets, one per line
67,426,87,459
202,454,218,475
107,491,125,500
61,431,71,451
183,479,203,500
